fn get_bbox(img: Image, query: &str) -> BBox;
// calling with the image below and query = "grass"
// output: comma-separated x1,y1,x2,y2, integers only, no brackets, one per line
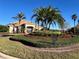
0,37,79,59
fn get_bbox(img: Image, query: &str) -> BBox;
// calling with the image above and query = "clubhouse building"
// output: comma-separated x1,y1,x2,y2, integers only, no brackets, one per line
8,19,43,34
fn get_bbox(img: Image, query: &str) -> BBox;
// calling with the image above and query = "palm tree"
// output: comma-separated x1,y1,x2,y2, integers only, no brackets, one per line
32,6,65,30
32,7,45,30
46,6,65,30
78,19,79,24
55,14,65,29
72,14,77,34
12,12,26,33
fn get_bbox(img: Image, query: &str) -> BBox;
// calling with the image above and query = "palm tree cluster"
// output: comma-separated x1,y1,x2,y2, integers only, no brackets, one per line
12,6,65,33
32,6,65,30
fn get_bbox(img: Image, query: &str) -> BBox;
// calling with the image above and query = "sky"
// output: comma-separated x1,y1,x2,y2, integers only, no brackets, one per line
0,0,79,29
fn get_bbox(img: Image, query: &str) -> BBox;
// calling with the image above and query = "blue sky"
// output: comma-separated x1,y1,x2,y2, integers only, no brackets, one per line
0,0,79,29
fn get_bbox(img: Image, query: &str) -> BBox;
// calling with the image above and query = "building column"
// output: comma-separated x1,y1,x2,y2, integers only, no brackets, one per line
9,25,13,33
24,25,28,34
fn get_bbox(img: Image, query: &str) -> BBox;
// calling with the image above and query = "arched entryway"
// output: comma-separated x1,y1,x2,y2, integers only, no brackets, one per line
21,24,25,33
27,26,33,33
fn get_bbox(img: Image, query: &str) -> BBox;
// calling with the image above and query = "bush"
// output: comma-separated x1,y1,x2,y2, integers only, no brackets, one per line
10,34,79,48
30,31,47,36
10,35,53,48
67,27,79,35
0,25,8,32
30,30,61,37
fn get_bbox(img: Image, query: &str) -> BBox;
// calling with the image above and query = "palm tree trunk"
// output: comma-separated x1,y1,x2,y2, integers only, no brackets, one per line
19,20,21,33
74,20,75,34
35,23,36,31
38,22,39,31
48,23,51,30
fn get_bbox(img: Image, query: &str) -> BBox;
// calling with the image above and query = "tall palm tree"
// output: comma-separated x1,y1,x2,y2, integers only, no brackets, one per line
12,12,26,33
46,6,65,30
72,14,77,34
55,14,65,29
32,7,45,30
32,6,65,30
78,19,79,24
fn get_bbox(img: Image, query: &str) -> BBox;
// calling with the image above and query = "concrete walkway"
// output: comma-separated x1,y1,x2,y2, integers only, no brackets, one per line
0,53,19,59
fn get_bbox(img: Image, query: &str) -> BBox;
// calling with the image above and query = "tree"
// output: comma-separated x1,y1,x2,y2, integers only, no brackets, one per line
47,7,65,30
12,12,26,33
0,25,8,32
63,22,71,30
32,7,45,30
32,6,65,31
78,19,79,24
72,14,77,34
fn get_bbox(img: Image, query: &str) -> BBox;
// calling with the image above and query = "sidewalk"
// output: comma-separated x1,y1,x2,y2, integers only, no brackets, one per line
0,52,19,59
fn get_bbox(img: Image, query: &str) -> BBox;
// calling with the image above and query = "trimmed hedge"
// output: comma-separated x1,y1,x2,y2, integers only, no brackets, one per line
30,30,61,36
10,35,52,48
9,35,79,48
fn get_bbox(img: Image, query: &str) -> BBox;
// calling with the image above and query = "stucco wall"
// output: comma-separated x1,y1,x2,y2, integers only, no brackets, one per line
9,25,13,33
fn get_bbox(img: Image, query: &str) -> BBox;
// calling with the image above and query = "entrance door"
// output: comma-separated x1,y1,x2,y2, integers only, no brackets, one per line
27,26,33,33
21,24,25,33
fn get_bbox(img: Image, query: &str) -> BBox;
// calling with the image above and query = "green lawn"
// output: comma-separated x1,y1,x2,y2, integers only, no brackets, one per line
0,37,79,59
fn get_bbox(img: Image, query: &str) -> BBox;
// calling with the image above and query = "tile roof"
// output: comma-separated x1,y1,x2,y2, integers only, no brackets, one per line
8,19,43,30
13,20,34,26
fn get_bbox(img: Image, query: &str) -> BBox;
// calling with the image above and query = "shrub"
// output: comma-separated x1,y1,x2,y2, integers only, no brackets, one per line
10,35,53,48
0,25,8,32
10,35,79,48
30,30,61,37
